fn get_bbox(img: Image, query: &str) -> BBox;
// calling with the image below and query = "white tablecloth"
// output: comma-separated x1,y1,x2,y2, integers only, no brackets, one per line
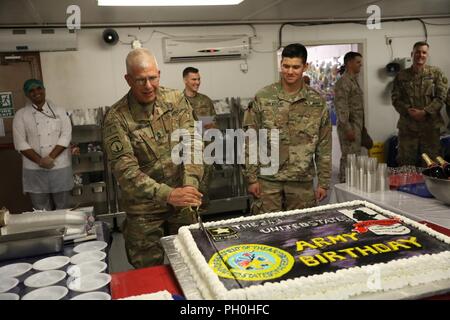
330,183,450,228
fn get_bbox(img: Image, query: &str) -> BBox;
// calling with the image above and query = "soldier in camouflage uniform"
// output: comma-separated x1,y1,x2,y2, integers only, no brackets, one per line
243,43,332,214
334,51,368,182
103,49,203,269
392,41,448,166
183,67,216,208
183,67,216,122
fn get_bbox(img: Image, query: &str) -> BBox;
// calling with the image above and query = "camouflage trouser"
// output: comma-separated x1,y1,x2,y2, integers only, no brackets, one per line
337,126,362,183
122,209,197,269
397,128,441,167
251,179,316,215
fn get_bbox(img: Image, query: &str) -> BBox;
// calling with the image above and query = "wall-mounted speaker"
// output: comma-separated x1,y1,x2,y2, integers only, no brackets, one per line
102,29,119,45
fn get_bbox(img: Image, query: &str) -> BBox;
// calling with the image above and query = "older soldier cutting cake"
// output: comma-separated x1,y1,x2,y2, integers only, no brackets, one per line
103,48,203,269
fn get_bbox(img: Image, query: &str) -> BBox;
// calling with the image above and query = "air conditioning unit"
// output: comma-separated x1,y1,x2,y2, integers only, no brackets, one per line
0,29,77,52
162,35,250,63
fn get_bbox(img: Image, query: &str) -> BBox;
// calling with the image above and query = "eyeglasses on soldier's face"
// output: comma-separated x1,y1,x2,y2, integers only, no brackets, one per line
131,75,159,86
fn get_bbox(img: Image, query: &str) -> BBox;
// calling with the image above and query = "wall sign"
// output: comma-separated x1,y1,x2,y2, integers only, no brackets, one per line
0,92,14,118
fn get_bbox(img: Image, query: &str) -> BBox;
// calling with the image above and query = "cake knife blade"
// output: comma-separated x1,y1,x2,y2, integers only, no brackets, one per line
193,206,243,289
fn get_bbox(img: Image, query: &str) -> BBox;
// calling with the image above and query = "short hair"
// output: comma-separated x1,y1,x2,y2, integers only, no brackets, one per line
126,48,158,74
281,43,308,64
413,41,429,50
183,67,199,78
343,52,362,66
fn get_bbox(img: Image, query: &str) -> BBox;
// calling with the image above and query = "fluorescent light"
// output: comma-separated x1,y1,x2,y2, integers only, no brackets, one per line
98,0,244,6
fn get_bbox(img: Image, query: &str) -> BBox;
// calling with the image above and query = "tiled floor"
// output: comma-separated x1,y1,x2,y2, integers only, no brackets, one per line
107,126,343,273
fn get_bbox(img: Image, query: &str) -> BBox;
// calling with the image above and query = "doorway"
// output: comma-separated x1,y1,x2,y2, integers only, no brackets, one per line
0,52,42,213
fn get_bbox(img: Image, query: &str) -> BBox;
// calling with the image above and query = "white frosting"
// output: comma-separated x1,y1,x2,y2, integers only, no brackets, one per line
119,290,173,300
175,200,450,299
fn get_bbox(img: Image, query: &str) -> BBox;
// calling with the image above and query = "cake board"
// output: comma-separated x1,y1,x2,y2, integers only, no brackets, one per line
161,235,450,300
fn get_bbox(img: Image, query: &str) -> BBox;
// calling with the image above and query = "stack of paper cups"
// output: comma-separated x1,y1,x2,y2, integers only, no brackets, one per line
357,155,368,172
377,163,389,191
359,167,367,192
366,158,378,192
347,154,357,188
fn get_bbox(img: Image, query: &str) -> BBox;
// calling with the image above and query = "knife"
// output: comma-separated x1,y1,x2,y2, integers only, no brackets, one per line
191,206,242,289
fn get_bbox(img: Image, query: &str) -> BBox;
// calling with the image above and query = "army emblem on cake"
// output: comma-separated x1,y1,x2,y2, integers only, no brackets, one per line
208,244,294,281
206,226,239,241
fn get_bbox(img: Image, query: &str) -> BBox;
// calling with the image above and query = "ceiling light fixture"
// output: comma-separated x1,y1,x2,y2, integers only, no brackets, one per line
98,0,243,6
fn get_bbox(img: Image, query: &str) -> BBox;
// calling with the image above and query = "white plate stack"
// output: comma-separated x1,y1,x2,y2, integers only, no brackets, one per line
68,240,111,300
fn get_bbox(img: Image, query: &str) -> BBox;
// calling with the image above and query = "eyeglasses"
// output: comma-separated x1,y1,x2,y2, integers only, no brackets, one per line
132,75,159,86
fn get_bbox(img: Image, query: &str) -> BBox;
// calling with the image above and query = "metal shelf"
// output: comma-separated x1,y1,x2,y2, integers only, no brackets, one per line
69,109,113,217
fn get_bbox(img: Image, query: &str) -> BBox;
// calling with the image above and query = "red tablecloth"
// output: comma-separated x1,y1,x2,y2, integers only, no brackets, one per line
110,221,450,300
110,264,183,300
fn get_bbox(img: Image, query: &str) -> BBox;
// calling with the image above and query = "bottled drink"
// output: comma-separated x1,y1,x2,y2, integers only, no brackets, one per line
436,156,450,179
421,153,446,179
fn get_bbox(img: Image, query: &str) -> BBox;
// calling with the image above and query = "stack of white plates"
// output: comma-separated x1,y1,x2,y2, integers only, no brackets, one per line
33,256,70,271
71,291,111,300
0,277,19,293
0,293,20,300
73,241,107,253
67,273,111,293
70,251,106,265
21,286,68,300
67,241,111,299
0,263,32,280
24,270,67,288
67,261,107,278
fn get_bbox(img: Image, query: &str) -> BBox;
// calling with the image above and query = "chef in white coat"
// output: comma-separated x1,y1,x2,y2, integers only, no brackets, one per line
13,79,73,210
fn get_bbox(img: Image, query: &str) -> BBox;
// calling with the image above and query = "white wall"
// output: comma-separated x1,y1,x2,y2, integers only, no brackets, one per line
40,19,450,143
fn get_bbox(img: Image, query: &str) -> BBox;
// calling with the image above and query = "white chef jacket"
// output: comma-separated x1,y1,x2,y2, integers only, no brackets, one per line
13,100,72,170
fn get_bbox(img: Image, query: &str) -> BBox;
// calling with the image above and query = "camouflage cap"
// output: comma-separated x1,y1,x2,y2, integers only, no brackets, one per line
23,79,44,94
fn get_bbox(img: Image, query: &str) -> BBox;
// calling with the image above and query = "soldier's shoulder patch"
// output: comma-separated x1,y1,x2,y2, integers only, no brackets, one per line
103,121,131,158
109,137,124,154
104,132,132,158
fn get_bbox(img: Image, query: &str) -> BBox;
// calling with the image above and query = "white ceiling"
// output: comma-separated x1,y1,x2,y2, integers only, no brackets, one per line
0,0,449,27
